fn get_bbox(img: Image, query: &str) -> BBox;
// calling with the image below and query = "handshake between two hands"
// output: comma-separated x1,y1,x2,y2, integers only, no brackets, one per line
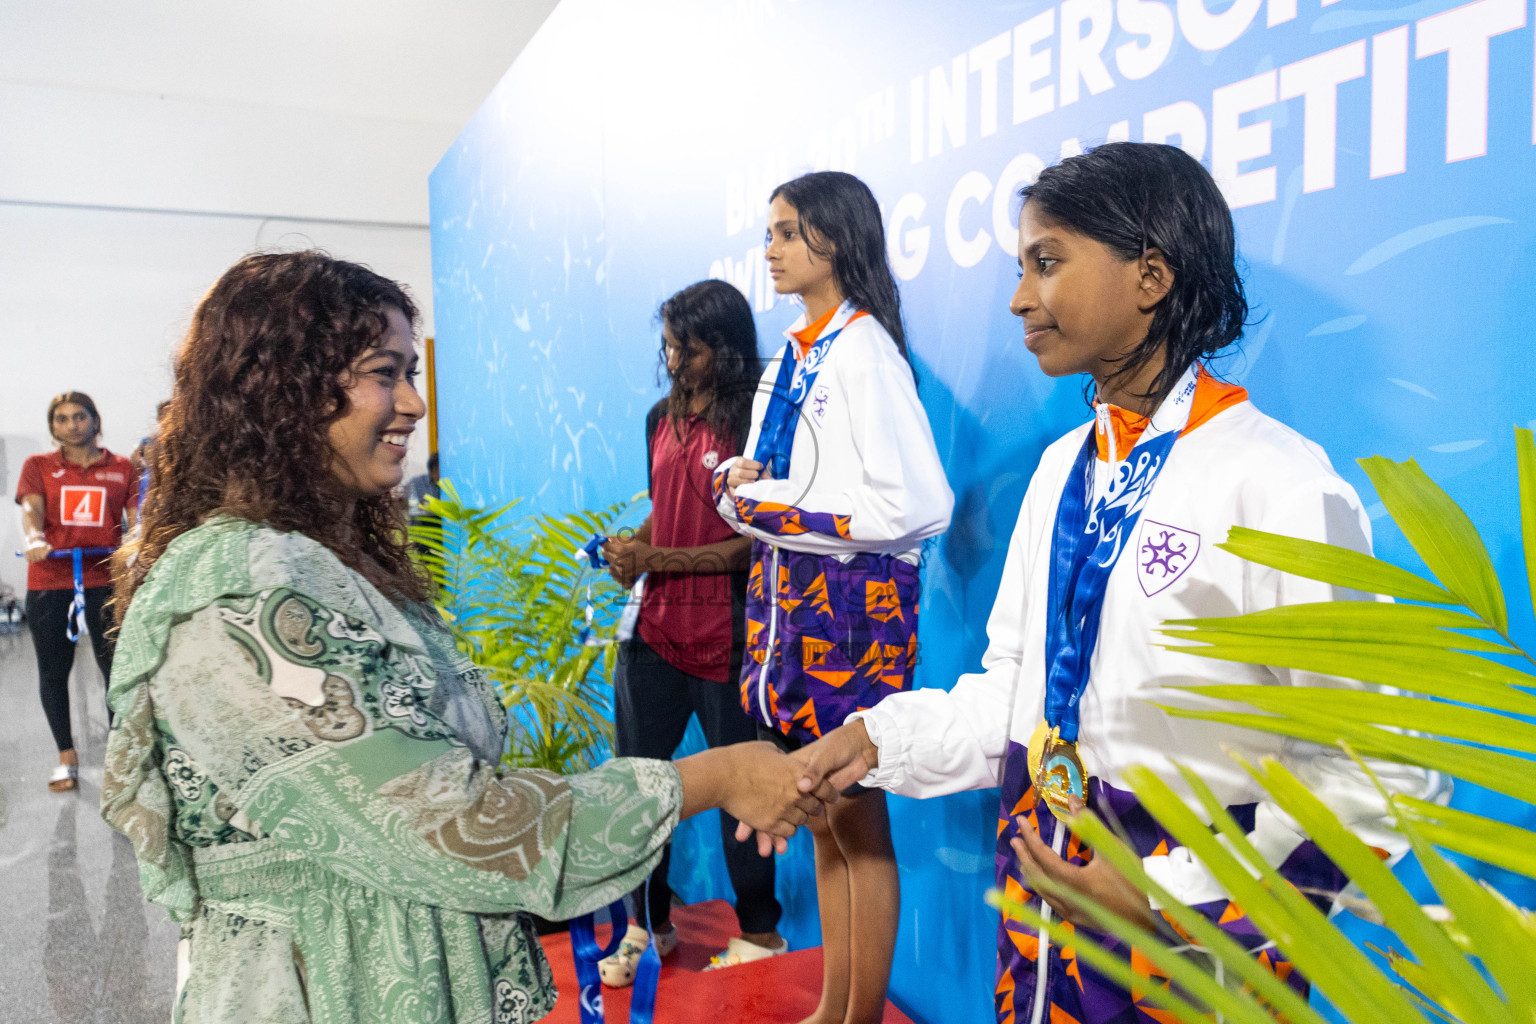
686,721,878,858
694,719,1157,933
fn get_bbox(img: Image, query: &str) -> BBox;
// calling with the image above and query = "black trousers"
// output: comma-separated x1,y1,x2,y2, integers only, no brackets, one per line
613,634,780,935
26,587,114,753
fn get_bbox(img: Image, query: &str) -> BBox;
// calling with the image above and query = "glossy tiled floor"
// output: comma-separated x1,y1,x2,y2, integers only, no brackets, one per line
0,621,179,1024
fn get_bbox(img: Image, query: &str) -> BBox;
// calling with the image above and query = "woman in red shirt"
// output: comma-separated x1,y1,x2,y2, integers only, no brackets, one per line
598,279,783,983
15,391,139,790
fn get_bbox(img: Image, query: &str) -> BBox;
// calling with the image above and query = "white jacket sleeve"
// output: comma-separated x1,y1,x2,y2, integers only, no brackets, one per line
847,476,1044,797
1143,480,1446,908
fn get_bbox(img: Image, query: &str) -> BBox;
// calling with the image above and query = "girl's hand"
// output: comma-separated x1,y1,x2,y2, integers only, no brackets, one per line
24,538,51,563
726,459,770,496
793,720,879,794
1010,801,1155,933
600,536,653,589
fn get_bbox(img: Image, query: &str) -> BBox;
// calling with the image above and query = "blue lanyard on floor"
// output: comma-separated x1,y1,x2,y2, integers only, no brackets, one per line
569,892,661,1024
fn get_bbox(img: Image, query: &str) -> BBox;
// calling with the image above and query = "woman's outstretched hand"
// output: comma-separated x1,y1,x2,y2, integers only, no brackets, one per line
677,742,835,857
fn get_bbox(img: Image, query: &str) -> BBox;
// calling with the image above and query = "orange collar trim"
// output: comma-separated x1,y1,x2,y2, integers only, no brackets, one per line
1094,370,1247,462
790,306,866,358
792,305,838,347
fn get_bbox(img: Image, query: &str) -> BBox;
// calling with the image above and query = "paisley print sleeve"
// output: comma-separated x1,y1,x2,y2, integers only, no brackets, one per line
150,589,682,919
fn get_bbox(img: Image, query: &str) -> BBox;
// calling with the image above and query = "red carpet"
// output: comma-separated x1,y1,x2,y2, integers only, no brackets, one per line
537,899,916,1023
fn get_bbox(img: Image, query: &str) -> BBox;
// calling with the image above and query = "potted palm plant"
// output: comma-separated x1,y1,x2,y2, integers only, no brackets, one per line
409,480,640,773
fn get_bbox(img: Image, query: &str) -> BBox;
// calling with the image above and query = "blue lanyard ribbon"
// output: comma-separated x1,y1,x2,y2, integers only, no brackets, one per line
1043,367,1200,743
12,546,115,641
576,535,607,647
569,898,660,1024
60,547,113,643
66,548,87,642
752,303,860,480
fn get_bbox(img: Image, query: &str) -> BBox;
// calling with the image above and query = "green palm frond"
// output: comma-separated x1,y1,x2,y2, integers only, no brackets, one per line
408,480,643,773
993,426,1536,1023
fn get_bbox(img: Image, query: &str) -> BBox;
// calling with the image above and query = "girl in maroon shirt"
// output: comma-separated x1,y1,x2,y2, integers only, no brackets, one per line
598,280,783,983
15,391,139,790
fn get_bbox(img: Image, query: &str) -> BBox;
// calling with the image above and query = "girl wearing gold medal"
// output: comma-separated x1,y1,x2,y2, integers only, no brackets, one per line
777,143,1439,1024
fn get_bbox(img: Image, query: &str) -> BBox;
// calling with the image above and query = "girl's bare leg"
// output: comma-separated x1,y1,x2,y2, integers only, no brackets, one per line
798,809,851,1024
827,789,898,1024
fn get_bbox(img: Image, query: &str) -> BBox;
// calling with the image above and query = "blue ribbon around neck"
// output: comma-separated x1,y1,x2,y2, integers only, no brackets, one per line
752,307,856,480
569,894,661,1024
1043,391,1194,744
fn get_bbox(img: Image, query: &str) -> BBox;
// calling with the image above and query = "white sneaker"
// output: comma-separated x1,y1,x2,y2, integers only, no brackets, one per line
598,924,677,988
702,935,789,971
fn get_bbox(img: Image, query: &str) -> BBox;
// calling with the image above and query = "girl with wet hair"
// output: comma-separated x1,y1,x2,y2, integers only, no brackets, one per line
715,171,954,1023
790,143,1436,1024
102,250,828,1022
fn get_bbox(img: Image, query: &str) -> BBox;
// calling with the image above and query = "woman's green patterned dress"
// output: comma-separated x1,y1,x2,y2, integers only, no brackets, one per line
101,517,682,1023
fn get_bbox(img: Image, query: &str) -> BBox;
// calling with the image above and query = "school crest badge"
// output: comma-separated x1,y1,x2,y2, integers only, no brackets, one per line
1135,519,1200,597
808,383,832,427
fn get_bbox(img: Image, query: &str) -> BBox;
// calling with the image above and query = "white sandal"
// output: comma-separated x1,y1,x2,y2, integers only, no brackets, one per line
598,924,677,988
49,762,79,792
703,935,789,971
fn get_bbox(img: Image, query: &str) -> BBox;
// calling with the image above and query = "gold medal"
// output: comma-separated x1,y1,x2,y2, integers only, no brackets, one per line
1026,720,1052,782
1028,720,1086,819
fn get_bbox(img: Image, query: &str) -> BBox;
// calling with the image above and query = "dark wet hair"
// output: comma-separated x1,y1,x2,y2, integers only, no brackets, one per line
116,250,428,615
48,391,102,443
657,279,763,448
769,171,911,369
1020,142,1249,405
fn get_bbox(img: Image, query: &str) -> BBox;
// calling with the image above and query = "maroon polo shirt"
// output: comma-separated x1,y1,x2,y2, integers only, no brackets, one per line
638,416,739,681
15,448,139,591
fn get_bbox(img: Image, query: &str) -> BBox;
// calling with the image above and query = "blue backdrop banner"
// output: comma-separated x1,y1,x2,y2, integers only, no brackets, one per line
430,1,1536,1021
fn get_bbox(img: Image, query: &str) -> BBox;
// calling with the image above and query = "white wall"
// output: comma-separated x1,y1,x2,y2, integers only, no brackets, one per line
0,0,561,223
0,0,560,596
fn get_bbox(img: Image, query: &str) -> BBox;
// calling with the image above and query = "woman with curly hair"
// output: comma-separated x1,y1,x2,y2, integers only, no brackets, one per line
102,250,826,1023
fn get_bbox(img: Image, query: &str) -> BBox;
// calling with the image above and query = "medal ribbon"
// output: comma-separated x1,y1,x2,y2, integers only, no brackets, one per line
1043,366,1200,744
67,547,87,642
576,535,608,646
24,546,115,644
570,896,661,1024
12,546,114,643
752,303,864,480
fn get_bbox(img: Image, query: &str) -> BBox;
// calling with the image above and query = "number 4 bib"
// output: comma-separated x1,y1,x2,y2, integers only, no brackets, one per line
60,486,106,527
